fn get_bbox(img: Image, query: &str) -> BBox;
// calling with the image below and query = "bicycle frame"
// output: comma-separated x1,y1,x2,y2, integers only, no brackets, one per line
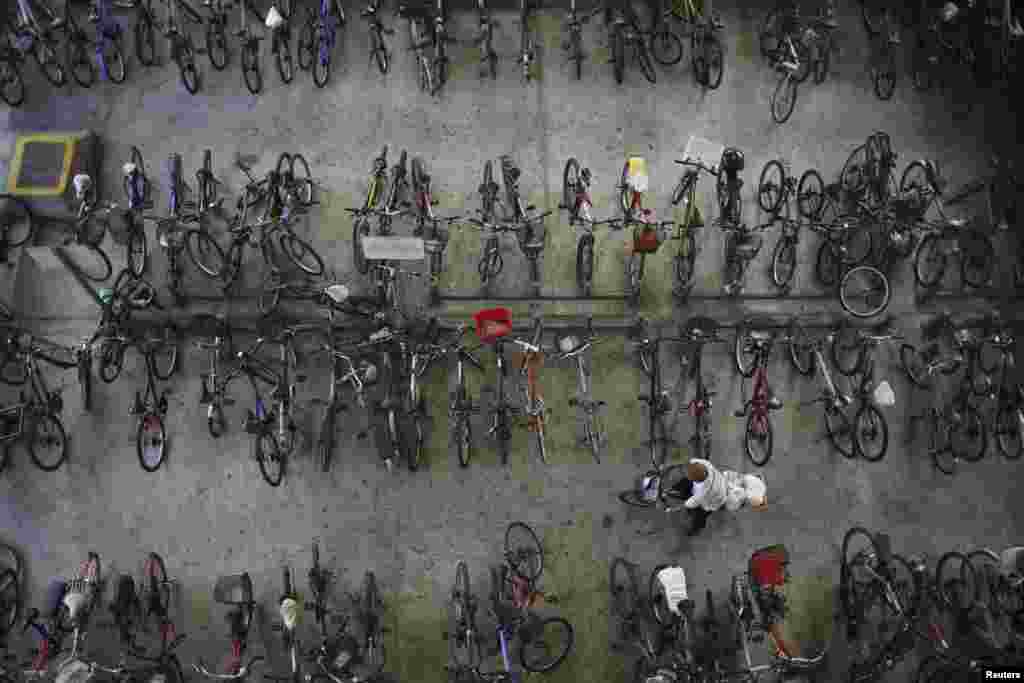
514,319,546,464
488,338,514,465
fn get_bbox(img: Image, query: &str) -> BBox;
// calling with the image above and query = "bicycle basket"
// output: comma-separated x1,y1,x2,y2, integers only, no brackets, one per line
624,157,649,193
873,380,895,407
633,225,662,254
749,544,789,588
473,307,513,344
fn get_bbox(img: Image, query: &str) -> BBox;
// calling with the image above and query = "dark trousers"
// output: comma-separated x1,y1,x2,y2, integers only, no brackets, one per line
670,478,712,535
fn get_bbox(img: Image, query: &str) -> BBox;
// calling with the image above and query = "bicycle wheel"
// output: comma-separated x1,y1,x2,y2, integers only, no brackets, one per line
831,323,865,377
275,32,294,83
280,234,324,275
100,37,127,83
673,232,696,290
651,29,682,66
771,238,796,288
840,265,890,318
289,154,314,206
576,234,594,296
520,616,573,672
960,233,993,289
733,324,757,378
627,253,644,304
610,557,639,620
950,404,986,462
127,226,147,277
34,39,65,86
702,32,724,89
0,60,25,107
150,328,179,380
353,218,369,274
185,229,225,279
861,0,886,36
759,9,780,58
636,37,657,82
453,392,474,469
99,339,125,383
618,489,656,508
67,36,95,88
27,412,67,472
995,403,1023,460
450,561,480,668
854,403,889,461
145,551,170,614
842,145,869,194
900,344,933,389
0,195,33,247
936,552,976,611
757,160,785,213
825,404,855,458
136,412,166,472
612,26,625,84
504,522,543,581
256,429,284,486
242,42,262,94
872,40,897,100
967,550,1004,614
797,169,825,219
0,568,19,635
297,16,314,70
788,321,815,376
771,74,797,124
561,158,580,215
207,22,228,70
136,12,156,67
67,244,112,282
313,33,330,87
745,411,773,466
179,54,200,95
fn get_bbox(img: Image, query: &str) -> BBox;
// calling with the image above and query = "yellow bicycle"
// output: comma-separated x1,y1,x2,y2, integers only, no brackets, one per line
650,0,724,88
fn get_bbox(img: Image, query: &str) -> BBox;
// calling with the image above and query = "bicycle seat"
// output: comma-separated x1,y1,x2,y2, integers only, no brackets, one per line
213,574,254,606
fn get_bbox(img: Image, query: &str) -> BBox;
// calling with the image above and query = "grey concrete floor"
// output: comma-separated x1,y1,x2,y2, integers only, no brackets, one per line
1,0,1023,681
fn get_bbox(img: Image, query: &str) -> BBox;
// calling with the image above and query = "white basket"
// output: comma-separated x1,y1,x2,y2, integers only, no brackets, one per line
873,380,895,407
361,236,425,261
683,136,725,174
657,566,688,615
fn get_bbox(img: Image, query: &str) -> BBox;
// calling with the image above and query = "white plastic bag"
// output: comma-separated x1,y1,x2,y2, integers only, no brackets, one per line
280,597,300,629
266,6,285,29
656,566,688,615
873,380,895,407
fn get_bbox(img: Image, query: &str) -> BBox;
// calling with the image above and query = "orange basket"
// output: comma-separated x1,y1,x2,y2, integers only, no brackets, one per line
473,307,513,344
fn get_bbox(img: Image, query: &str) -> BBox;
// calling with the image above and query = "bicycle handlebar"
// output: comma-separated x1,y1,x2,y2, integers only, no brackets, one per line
674,158,718,175
193,657,264,680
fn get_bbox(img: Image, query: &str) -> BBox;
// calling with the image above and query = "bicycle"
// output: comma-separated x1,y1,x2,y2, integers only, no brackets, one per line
298,0,344,87
357,0,392,75
619,157,674,303
981,327,1023,461
668,155,719,292
5,0,66,87
561,0,599,79
121,146,151,277
432,0,451,92
89,0,127,83
733,322,786,466
195,316,238,439
150,153,212,304
444,561,484,670
439,324,483,468
560,157,623,296
677,316,724,462
518,0,535,82
265,0,294,84
513,317,547,464
400,2,435,93
0,544,21,639
194,148,226,227
203,0,230,70
469,161,513,291
129,334,178,472
841,131,898,209
0,332,74,473
235,0,264,94
193,574,261,682
789,321,855,457
552,318,606,463
607,1,656,84
349,146,390,275
163,0,202,93
471,308,520,466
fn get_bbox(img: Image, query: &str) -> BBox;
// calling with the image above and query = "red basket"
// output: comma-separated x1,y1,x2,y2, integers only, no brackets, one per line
633,225,661,254
473,307,513,344
749,544,789,588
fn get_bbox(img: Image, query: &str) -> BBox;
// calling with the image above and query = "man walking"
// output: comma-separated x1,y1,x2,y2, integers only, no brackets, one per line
674,459,767,535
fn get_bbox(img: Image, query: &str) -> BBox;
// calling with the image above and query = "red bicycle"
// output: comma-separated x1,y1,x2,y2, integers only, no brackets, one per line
734,322,786,466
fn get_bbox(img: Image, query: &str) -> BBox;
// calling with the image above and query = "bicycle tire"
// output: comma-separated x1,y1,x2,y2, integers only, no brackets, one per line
562,158,580,216
136,12,157,67
861,0,886,36
840,265,890,318
960,232,993,289
0,567,20,635
995,403,1023,460
27,412,67,472
935,551,976,611
826,404,855,457
374,42,390,75
67,36,95,88
275,33,294,83
951,403,986,462
34,40,65,86
760,9,780,58
290,154,314,206
0,442,11,473
453,389,473,468
745,410,773,466
702,32,724,89
618,489,655,508
363,571,385,674
797,169,825,219
771,237,796,288
0,195,33,248
899,344,933,390
98,339,125,383
733,323,757,378
913,234,946,288
385,406,408,471
842,145,870,195
297,17,314,70
409,409,425,472
208,401,226,439
576,234,594,296
637,40,656,83
651,29,682,66
627,252,644,304
673,232,696,290
64,243,112,282
831,324,865,377
612,26,625,84
932,439,959,475
136,411,166,472
145,551,170,611
504,522,543,581
758,160,785,214
313,34,330,88
788,320,815,376
176,37,200,94
353,218,369,274
610,558,639,618
450,561,479,668
520,616,573,672
256,429,285,486
854,403,888,461
127,226,148,277
185,229,225,279
207,22,229,70
771,74,797,123
101,37,127,83
150,327,179,380
280,234,324,275
0,60,25,107
242,42,262,94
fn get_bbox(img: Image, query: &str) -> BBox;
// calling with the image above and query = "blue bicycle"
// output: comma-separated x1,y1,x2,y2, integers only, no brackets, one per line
89,0,126,82
298,0,345,87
